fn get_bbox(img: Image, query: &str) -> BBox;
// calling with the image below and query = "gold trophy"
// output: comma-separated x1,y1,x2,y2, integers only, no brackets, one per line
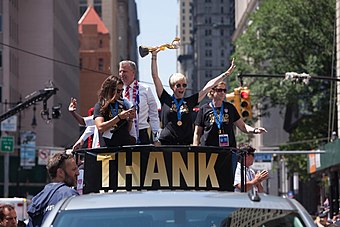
139,37,180,58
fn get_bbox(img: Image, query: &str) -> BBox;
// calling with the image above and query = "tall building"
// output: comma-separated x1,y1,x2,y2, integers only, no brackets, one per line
179,0,235,98
78,6,111,116
0,0,80,148
177,0,195,96
79,0,140,78
0,1,80,197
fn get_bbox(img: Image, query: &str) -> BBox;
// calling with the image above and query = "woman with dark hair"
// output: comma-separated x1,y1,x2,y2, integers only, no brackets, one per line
94,75,136,147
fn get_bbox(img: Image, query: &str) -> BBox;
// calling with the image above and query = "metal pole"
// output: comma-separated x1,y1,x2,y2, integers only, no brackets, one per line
4,153,9,197
336,0,340,140
3,100,9,197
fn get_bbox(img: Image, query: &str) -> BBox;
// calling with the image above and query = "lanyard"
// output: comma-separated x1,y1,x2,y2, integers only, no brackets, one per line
211,101,224,131
125,81,140,142
109,102,119,117
172,95,184,123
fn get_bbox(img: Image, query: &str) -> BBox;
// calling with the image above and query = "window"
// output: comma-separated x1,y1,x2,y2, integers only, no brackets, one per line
99,40,103,48
79,0,87,19
205,49,212,57
98,58,104,71
94,0,102,18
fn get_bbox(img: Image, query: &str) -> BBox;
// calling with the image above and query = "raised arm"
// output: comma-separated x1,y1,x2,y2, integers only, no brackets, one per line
68,97,86,125
151,50,164,98
198,58,236,102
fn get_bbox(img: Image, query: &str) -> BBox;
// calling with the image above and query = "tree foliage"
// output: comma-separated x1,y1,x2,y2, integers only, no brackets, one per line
231,0,336,179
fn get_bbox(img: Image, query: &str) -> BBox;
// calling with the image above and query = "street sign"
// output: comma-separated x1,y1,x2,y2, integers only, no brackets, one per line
1,116,17,132
253,153,272,170
1,136,14,153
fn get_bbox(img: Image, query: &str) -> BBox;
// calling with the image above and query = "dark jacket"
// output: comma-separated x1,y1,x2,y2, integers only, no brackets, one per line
27,182,79,227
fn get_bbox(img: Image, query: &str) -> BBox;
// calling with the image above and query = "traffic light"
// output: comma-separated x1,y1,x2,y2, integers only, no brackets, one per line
239,87,252,120
226,88,241,114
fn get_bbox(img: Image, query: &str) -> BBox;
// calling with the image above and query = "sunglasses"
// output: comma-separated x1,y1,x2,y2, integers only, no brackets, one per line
214,88,227,93
175,83,187,89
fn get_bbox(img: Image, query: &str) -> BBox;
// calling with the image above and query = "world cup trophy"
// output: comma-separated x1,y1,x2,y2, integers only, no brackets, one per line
139,37,180,58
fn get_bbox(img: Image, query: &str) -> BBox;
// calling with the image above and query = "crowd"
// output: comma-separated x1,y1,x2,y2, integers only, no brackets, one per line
1,51,271,226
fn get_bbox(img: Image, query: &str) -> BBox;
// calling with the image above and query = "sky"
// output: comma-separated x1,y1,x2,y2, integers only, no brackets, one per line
135,0,178,106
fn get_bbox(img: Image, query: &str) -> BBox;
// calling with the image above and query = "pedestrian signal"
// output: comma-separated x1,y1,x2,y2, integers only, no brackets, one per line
240,87,252,120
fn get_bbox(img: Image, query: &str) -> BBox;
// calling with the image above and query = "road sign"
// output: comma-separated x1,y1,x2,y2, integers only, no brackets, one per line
1,116,17,132
253,153,272,170
1,136,14,153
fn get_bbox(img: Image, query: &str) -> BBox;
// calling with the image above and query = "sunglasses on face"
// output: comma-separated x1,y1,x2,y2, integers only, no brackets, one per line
175,83,187,89
214,88,227,93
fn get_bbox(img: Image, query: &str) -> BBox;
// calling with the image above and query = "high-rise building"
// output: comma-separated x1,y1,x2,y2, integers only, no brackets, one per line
0,0,80,197
177,0,195,96
178,0,235,98
0,0,80,148
79,5,111,116
80,0,140,78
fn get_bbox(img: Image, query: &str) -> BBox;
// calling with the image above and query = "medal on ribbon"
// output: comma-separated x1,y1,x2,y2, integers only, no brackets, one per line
172,95,184,127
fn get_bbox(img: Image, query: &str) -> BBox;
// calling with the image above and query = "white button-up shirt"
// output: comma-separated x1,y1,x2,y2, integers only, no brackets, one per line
124,80,160,141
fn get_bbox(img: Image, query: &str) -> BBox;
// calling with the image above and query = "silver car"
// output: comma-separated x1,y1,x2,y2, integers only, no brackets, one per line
42,190,315,227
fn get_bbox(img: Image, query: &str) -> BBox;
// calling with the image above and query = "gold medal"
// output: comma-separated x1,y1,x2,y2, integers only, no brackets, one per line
177,121,182,126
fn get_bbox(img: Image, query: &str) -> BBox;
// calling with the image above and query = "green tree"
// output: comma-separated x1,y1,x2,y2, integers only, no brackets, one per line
231,0,336,179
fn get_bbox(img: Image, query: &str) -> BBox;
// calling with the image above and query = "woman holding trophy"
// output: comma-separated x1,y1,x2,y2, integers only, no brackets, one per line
148,38,236,145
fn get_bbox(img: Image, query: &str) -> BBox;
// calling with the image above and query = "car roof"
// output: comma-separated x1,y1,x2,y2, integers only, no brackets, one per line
58,191,298,211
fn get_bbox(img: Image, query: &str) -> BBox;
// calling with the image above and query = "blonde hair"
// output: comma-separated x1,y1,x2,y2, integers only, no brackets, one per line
169,73,187,89
207,81,227,99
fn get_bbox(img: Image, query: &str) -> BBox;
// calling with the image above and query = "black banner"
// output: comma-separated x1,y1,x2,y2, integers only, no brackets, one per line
82,145,237,194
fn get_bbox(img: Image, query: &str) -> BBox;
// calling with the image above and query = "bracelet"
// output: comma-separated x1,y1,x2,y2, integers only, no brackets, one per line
253,128,258,134
152,56,157,60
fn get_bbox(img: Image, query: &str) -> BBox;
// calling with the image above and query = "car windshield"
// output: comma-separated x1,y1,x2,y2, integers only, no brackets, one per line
51,207,306,227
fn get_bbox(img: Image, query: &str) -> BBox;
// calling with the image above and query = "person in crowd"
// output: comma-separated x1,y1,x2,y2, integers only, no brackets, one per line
150,49,236,145
233,144,269,193
0,204,17,227
68,98,100,149
119,60,161,144
27,153,79,227
94,75,137,147
193,81,267,147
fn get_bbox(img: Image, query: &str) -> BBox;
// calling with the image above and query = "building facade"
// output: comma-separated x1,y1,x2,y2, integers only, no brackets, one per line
78,5,111,116
0,0,80,197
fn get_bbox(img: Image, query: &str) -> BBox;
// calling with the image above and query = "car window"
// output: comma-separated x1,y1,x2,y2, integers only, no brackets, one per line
51,207,307,227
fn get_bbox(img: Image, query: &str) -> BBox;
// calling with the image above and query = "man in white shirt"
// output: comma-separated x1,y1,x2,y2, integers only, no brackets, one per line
234,145,269,192
119,60,161,144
